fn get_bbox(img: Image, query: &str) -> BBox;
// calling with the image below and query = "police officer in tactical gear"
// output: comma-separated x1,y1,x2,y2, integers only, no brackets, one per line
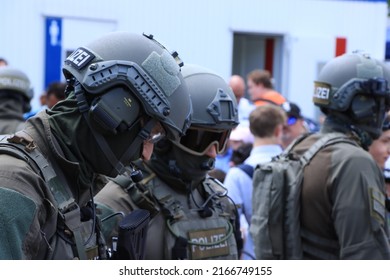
0,31,192,259
0,66,33,134
293,51,390,259
95,64,243,260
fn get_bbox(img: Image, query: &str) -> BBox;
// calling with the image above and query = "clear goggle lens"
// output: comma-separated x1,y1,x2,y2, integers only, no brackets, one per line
145,121,166,144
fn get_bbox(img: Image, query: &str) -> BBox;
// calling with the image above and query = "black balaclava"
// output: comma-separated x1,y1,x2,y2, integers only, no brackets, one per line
47,91,143,179
147,139,214,191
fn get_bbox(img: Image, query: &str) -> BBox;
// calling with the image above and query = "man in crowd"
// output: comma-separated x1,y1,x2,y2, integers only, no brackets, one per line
224,104,286,259
247,69,286,107
229,74,255,126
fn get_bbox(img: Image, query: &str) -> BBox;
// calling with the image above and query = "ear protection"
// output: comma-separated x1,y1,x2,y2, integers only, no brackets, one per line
89,86,142,135
350,94,377,121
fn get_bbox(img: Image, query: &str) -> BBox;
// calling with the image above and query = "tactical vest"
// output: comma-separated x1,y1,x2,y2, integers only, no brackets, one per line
0,132,105,259
112,167,239,260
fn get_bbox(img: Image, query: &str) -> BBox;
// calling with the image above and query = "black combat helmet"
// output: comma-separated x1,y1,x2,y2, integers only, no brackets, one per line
62,31,192,175
156,64,239,181
63,32,192,141
314,51,390,140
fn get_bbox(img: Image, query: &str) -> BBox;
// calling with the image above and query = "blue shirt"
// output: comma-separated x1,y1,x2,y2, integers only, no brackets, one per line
214,147,233,173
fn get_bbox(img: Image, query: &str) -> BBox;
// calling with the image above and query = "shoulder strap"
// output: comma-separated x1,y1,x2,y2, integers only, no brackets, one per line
283,132,312,154
152,179,185,220
295,132,356,259
112,174,133,191
300,132,356,166
237,163,254,178
112,171,160,218
0,133,88,260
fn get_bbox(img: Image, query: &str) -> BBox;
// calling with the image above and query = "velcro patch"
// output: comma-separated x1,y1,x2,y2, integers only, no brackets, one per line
188,227,229,259
142,51,180,97
369,187,386,224
65,47,95,70
313,82,331,105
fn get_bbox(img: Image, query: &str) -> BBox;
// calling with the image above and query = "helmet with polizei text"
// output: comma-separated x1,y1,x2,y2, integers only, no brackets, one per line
313,50,390,139
62,31,192,176
0,66,33,112
63,31,192,141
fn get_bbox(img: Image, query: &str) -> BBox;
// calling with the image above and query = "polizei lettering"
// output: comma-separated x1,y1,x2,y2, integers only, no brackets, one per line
191,233,227,251
313,82,331,105
313,85,330,100
66,47,95,69
188,227,230,259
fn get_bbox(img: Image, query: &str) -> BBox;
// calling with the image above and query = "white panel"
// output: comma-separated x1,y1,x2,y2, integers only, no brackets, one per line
61,18,117,76
1,0,388,116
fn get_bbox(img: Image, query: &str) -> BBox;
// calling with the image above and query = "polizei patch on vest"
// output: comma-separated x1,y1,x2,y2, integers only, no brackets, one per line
188,227,229,259
66,47,95,70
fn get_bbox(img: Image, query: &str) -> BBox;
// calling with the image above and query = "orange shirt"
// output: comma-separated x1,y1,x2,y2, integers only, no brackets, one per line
253,90,286,106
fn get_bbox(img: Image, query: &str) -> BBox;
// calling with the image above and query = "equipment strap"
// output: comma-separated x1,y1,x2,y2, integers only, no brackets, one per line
0,133,87,259
237,164,254,178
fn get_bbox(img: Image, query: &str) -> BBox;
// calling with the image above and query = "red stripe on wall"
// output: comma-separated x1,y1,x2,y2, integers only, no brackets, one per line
265,38,274,75
335,37,347,57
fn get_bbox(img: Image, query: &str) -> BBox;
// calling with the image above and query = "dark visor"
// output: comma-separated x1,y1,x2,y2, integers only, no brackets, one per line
178,128,230,155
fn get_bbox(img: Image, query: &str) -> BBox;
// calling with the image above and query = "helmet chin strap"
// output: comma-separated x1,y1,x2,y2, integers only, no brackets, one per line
85,118,157,176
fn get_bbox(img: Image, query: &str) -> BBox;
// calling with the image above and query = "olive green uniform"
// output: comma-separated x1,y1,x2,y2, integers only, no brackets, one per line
0,109,105,259
95,159,240,260
293,123,390,259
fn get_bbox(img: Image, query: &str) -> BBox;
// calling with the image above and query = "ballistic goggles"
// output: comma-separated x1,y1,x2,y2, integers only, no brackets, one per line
175,127,231,156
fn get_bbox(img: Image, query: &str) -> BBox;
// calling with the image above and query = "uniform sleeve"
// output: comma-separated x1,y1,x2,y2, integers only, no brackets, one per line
0,187,37,259
331,150,390,259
